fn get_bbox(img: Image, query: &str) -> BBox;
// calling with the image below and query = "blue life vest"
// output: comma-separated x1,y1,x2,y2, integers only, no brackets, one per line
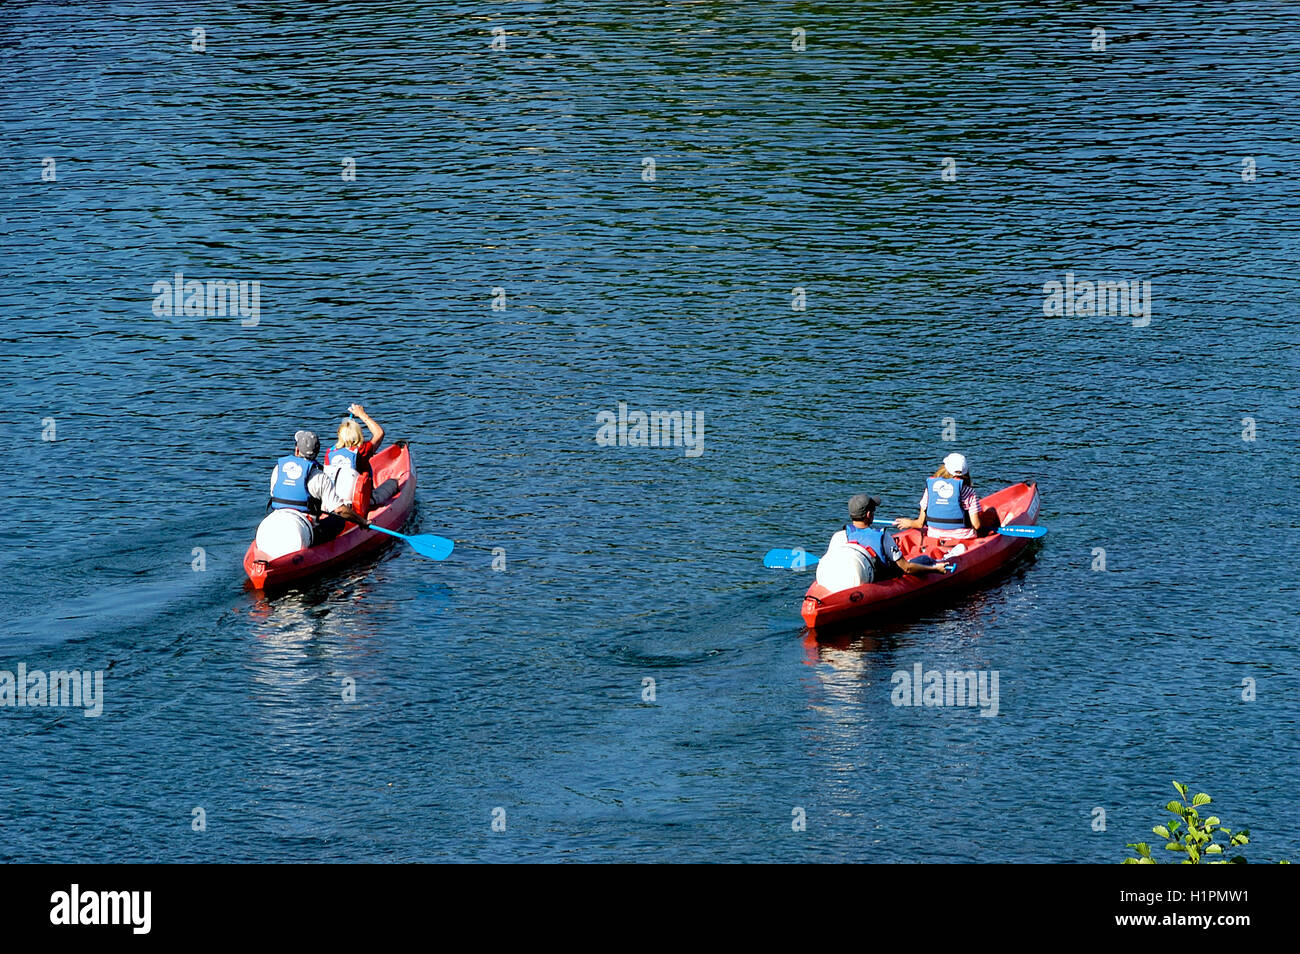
844,524,889,563
325,446,359,472
925,476,969,529
270,454,320,514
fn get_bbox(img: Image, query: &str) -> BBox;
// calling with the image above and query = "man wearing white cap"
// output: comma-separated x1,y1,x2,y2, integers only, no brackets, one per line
894,452,989,544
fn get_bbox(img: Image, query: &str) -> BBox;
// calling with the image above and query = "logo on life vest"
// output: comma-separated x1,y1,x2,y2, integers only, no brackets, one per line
935,480,955,499
282,462,303,481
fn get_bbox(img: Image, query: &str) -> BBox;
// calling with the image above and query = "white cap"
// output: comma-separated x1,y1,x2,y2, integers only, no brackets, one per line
943,452,968,476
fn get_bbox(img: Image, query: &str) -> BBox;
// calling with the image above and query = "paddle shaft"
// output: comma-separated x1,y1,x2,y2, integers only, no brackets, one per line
765,523,1044,567
874,521,1045,539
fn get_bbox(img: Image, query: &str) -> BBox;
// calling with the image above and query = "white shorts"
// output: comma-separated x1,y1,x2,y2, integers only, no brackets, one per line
928,526,976,542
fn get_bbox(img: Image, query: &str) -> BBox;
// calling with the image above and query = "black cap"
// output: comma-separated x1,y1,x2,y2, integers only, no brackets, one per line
848,494,881,520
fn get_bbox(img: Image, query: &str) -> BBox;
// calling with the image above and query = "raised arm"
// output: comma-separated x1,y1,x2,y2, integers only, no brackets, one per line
348,403,384,450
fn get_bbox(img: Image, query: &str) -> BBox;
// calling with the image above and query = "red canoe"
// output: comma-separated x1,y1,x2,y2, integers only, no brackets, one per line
243,441,417,590
801,481,1041,630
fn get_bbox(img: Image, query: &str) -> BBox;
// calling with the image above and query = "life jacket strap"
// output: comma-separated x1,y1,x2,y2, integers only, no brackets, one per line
269,496,321,515
926,514,968,528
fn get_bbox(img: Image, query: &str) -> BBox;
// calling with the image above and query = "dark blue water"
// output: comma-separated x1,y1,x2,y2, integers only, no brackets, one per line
2,3,1298,862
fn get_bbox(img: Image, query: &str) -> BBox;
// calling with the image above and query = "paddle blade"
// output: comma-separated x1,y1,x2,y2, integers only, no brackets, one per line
997,525,1047,539
367,524,455,560
763,548,819,570
405,534,455,560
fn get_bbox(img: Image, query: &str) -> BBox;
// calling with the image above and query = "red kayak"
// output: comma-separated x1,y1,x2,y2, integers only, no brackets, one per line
801,481,1041,630
243,441,417,590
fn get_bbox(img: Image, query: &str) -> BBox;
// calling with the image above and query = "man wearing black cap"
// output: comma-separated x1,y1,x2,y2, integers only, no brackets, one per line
816,494,948,591
268,429,369,545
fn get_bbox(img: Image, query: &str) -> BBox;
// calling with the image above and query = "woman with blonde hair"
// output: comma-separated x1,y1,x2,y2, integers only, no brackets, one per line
894,452,997,545
324,403,397,515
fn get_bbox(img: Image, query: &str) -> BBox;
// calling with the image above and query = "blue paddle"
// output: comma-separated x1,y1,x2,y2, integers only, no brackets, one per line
764,548,820,569
990,524,1048,538
764,524,1046,569
366,524,455,560
875,521,1048,540
762,548,958,573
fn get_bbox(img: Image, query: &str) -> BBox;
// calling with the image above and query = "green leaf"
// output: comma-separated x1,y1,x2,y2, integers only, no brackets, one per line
1205,816,1220,828
1164,842,1183,851
1188,844,1200,863
1121,858,1139,865
1192,792,1212,807
1168,819,1182,832
1173,781,1188,799
1166,800,1184,814
1152,825,1170,839
1205,844,1223,854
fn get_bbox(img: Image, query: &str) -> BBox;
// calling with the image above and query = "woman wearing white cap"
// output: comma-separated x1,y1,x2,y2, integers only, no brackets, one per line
894,452,993,544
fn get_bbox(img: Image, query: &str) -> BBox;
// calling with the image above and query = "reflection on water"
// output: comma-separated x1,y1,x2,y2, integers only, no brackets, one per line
800,551,1043,669
245,574,387,702
796,583,1015,806
245,572,454,671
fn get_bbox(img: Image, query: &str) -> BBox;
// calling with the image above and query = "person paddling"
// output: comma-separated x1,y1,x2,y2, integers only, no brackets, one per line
256,430,369,559
893,452,998,546
815,493,948,592
324,404,398,515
